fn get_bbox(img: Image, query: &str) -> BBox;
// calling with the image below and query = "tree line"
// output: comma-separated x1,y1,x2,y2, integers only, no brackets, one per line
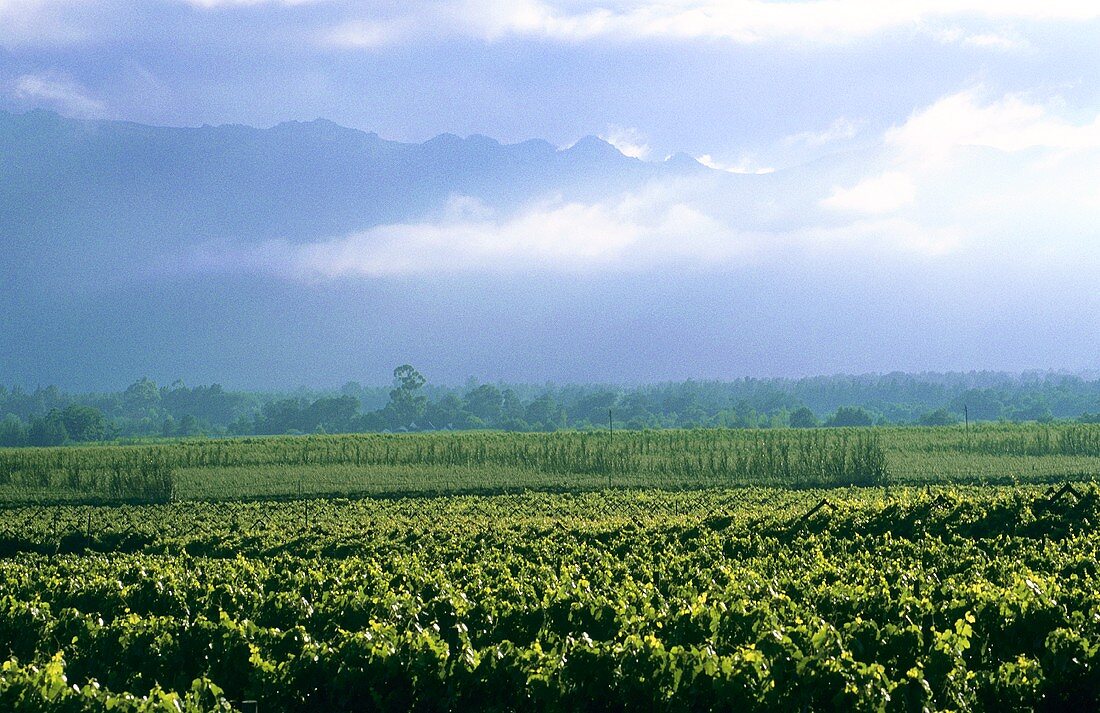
2,368,1100,446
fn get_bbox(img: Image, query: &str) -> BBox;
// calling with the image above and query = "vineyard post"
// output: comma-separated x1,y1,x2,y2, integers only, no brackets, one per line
964,405,969,439
608,409,613,490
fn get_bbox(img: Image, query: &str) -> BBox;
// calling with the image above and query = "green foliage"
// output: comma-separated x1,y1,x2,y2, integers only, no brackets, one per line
6,370,1100,442
0,487,1099,710
386,365,428,428
0,448,176,504
0,653,232,711
917,408,958,426
951,424,1100,457
825,406,874,428
0,428,890,502
58,405,107,443
4,422,1100,503
27,412,68,447
788,406,818,428
0,415,28,448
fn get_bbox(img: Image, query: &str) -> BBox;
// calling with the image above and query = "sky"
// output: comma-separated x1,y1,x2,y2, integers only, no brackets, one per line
3,1,1100,165
3,1,1100,387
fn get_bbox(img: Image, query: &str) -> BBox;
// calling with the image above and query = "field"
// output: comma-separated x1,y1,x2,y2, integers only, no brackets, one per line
1,424,1100,710
2,423,1100,504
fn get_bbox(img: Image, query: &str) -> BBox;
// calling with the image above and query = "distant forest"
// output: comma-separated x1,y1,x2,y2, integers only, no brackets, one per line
3,367,1100,447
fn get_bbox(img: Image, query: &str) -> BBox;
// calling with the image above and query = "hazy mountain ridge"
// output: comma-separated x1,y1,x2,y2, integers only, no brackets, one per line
6,109,1087,391
0,109,698,248
1,110,757,388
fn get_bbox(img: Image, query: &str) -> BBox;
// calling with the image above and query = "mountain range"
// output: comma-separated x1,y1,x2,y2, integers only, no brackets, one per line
0,110,791,389
3,109,1080,390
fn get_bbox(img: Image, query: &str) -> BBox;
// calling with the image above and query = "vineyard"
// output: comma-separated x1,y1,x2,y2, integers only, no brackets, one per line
1,426,1100,710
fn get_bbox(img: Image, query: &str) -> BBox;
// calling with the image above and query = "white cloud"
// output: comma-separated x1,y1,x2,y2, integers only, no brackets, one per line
12,73,106,117
811,88,1100,259
319,1,1100,48
887,89,1100,164
185,0,322,5
817,89,1100,219
322,19,395,48
822,172,916,214
476,1,1100,44
599,125,649,159
696,154,774,174
961,32,1029,51
0,0,95,47
784,117,861,147
182,188,772,279
264,192,744,277
193,180,970,281
934,25,1030,51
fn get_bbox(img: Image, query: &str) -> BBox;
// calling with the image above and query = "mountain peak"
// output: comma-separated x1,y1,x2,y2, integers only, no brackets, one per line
423,132,464,148
563,135,623,159
664,152,706,171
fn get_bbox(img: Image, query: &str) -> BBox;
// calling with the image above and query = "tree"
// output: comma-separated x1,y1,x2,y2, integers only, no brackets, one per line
789,407,819,428
825,406,874,427
425,393,474,430
255,398,307,434
123,377,161,418
0,414,27,447
524,394,563,431
304,395,359,433
60,404,107,442
178,413,201,436
500,389,526,429
464,384,503,426
385,365,427,428
917,408,958,426
28,410,68,446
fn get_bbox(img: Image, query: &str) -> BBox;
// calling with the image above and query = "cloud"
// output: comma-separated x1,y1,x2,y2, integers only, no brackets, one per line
822,89,1100,214
821,172,916,214
185,178,971,282
317,1,1100,49
784,117,861,147
4,0,1095,56
184,0,322,6
935,26,1030,51
599,125,649,159
0,0,95,47
243,192,743,277
886,88,1100,164
695,154,774,174
810,88,1100,261
322,19,395,48
472,1,1100,44
12,73,106,117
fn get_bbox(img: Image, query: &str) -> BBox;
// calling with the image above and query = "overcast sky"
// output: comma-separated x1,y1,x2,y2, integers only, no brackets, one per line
3,1,1100,385
2,1,1099,165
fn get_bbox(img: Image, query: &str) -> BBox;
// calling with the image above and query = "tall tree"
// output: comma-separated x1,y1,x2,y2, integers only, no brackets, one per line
385,365,427,428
